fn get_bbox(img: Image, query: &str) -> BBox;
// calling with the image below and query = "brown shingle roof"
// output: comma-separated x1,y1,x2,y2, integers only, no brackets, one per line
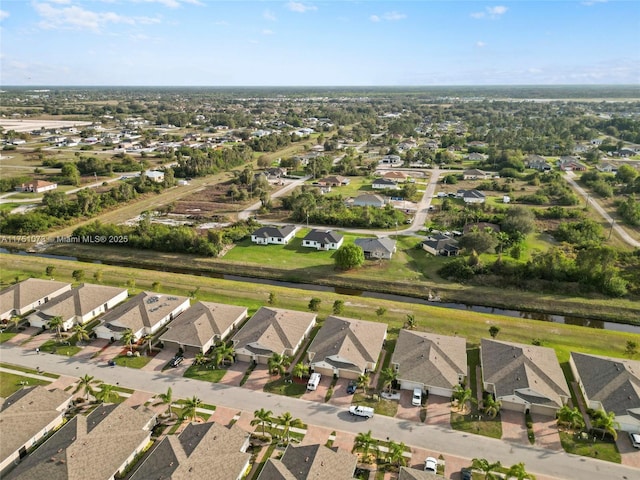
0,279,71,316
0,386,71,465
130,422,250,480
160,301,247,348
391,330,466,390
5,403,156,480
481,338,570,408
308,316,387,375
232,307,316,357
258,444,357,480
398,467,442,480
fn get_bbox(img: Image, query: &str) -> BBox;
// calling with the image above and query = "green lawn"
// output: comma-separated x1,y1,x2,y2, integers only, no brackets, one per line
0,371,50,397
38,339,82,356
263,377,307,397
0,362,59,379
559,431,621,463
112,354,153,368
183,363,228,383
0,332,17,343
320,177,372,199
352,392,399,417
450,411,503,439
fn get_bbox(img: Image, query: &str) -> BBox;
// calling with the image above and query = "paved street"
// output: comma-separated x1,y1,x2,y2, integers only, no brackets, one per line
1,344,638,480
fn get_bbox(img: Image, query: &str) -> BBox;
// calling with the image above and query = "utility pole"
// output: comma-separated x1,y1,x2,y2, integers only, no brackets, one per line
608,219,615,240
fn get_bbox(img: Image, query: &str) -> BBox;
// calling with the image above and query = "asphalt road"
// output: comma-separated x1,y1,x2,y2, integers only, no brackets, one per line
1,345,636,480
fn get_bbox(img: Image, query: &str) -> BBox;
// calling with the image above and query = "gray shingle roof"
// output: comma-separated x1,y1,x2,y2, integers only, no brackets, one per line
303,230,343,244
481,338,570,409
5,403,156,480
571,352,640,417
252,225,297,239
258,444,357,480
0,386,71,465
354,237,396,256
232,307,316,357
0,279,71,316
398,467,443,480
308,316,387,374
129,422,250,480
391,330,467,390
160,301,247,348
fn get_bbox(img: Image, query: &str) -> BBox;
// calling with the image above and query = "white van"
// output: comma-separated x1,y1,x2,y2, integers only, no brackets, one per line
307,372,321,391
412,388,423,406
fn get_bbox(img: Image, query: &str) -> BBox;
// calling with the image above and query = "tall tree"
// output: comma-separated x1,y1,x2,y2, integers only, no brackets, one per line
277,412,304,442
353,430,377,464
74,374,99,400
357,373,371,395
386,440,407,467
292,362,308,380
335,244,365,270
471,458,502,480
251,408,273,437
157,387,174,418
506,462,536,480
483,394,502,419
95,383,120,404
73,323,90,344
268,353,291,376
593,410,620,440
556,405,585,431
213,342,235,367
380,367,398,393
48,316,64,340
183,396,202,422
452,384,473,413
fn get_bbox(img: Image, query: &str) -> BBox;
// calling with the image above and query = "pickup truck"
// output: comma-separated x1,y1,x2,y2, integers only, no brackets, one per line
349,405,374,419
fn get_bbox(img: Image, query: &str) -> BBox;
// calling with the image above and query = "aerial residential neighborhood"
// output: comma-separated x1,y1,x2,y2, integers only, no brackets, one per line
0,1,639,478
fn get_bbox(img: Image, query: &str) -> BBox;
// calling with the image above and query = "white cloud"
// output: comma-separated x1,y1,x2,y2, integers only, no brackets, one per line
476,41,486,48
582,0,608,5
0,10,9,21
287,2,317,13
263,9,276,21
133,0,204,7
471,5,508,20
262,29,274,35
33,2,160,31
370,11,406,22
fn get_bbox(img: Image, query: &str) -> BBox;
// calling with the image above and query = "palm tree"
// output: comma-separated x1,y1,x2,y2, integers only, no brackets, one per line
268,353,291,376
74,374,98,400
386,440,407,467
73,324,90,345
251,408,273,437
143,334,153,354
471,458,502,480
452,384,473,413
48,316,64,340
183,396,202,422
277,411,304,442
193,353,208,366
556,405,585,431
404,314,416,330
380,367,397,393
157,387,174,418
483,394,502,419
357,373,370,396
593,410,620,440
506,462,536,480
95,383,120,404
121,328,135,353
292,362,308,380
213,342,235,367
353,430,377,464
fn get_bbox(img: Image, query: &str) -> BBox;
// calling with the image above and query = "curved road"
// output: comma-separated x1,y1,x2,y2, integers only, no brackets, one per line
564,172,640,248
0,345,636,480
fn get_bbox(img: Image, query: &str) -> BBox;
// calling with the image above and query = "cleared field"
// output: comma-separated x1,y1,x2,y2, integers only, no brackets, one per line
0,119,93,133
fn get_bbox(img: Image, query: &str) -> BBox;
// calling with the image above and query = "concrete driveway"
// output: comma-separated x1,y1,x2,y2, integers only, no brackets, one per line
328,378,356,407
531,413,562,451
244,365,271,391
617,432,640,468
74,338,109,360
500,410,529,445
302,424,333,446
301,375,330,403
395,389,422,422
141,347,177,372
218,361,249,387
3,326,41,347
425,394,451,427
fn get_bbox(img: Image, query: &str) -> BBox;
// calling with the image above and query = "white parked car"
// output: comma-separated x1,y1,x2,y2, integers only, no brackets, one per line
412,388,422,406
424,456,438,473
630,432,640,449
349,405,374,419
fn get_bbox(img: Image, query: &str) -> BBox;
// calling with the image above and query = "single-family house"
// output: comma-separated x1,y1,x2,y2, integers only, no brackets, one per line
570,352,640,433
354,237,396,260
467,152,486,162
457,189,486,204
4,403,156,480
352,194,387,208
94,291,190,342
591,138,603,146
0,279,71,321
398,466,442,480
391,330,466,397
557,156,587,171
258,444,357,480
463,169,493,180
307,315,387,379
613,148,636,158
379,155,402,165
525,155,552,171
372,178,400,190
481,338,570,416
265,167,288,179
383,171,409,182
597,162,618,173
316,175,350,187
421,233,459,256
160,301,248,355
27,284,128,331
15,180,58,194
251,225,298,245
144,170,165,183
301,229,344,251
130,422,251,480
232,307,316,364
467,141,487,149
0,387,72,475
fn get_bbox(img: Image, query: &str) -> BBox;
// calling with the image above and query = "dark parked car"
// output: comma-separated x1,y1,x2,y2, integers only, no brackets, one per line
461,468,472,480
346,380,357,394
170,356,184,368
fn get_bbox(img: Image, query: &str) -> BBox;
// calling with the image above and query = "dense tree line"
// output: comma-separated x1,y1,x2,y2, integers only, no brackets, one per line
172,144,253,178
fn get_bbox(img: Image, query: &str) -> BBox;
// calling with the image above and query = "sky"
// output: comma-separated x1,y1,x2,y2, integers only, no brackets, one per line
0,0,639,86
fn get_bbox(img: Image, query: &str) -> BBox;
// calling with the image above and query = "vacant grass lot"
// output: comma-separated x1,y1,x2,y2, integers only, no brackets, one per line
559,431,620,463
183,363,228,383
264,377,307,397
352,392,398,417
112,354,153,369
39,339,82,356
0,371,50,397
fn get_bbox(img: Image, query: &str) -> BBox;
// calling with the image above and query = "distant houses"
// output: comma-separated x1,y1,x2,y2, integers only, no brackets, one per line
463,168,493,180
557,156,587,171
525,155,551,171
352,193,387,208
456,189,486,204
372,178,400,190
14,180,57,194
354,237,397,260
421,233,459,256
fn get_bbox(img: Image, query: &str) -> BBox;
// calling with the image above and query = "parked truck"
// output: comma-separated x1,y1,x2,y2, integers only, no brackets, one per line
349,405,374,419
